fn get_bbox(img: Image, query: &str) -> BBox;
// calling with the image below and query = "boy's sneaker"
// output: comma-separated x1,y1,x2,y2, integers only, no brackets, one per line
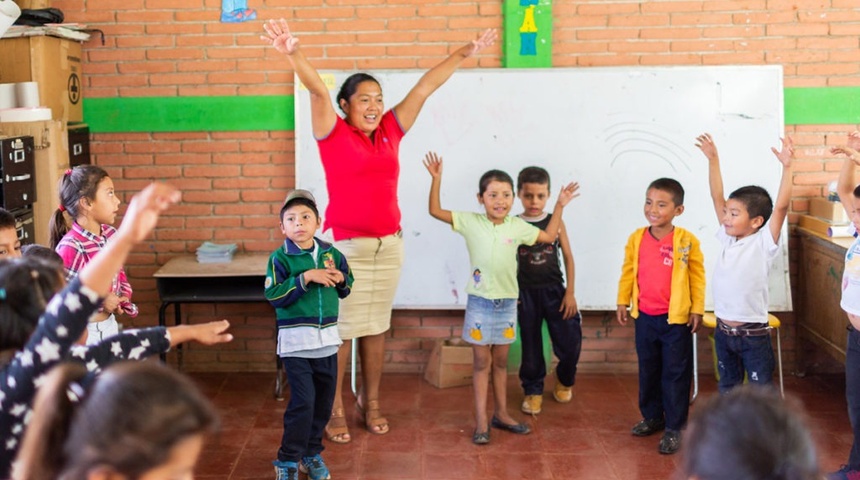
521,394,543,414
658,430,681,454
553,382,573,403
828,465,860,480
273,460,299,480
300,454,332,480
631,418,665,437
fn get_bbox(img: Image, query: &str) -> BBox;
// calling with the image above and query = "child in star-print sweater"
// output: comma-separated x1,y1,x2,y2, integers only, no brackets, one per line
0,184,230,477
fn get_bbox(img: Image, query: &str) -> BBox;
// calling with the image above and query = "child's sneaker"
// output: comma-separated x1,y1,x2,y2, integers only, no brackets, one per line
828,465,860,480
273,460,299,480
553,382,573,403
300,454,332,480
521,394,543,414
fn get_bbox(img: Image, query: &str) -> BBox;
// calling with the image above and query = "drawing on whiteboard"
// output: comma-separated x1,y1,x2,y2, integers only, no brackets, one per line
603,119,693,172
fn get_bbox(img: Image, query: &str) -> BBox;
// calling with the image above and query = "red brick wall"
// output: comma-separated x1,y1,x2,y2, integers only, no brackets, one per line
48,0,860,373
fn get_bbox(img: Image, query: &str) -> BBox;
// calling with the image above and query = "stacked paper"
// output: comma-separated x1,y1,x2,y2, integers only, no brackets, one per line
196,242,237,263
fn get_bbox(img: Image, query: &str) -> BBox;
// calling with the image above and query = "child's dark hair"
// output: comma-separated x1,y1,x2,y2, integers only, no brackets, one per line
478,170,514,196
280,198,319,222
648,177,685,206
729,185,773,225
853,184,860,199
336,73,380,113
0,208,15,231
0,257,65,352
517,166,551,192
49,165,111,249
679,386,818,480
21,244,64,274
15,361,219,480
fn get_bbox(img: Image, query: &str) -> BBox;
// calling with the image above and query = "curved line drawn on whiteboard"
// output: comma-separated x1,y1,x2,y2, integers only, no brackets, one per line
602,121,692,172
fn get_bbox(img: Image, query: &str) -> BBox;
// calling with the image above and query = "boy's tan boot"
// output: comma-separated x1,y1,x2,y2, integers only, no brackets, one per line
521,394,543,414
553,383,573,403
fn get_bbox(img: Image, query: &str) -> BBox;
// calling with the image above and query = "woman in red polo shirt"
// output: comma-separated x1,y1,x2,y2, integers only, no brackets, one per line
262,18,496,443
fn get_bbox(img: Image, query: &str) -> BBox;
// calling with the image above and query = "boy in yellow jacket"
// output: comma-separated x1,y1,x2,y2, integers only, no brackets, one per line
617,177,705,455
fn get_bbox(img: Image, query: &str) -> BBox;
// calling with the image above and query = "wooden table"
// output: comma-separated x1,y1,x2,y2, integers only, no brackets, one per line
154,254,285,397
796,228,853,367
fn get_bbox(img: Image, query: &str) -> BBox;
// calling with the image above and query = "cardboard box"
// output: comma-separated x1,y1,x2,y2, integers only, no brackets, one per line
810,197,850,224
0,36,83,122
12,0,51,9
424,338,473,389
0,119,68,245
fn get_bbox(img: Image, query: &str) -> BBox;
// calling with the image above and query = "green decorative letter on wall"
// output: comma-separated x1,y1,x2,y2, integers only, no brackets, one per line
503,0,552,68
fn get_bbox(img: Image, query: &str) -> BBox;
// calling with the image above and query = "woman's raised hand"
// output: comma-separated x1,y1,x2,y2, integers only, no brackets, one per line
466,29,498,57
262,18,300,55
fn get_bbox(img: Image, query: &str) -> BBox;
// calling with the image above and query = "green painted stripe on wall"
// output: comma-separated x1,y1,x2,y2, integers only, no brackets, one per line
83,95,294,133
82,87,860,133
785,87,860,125
502,0,553,68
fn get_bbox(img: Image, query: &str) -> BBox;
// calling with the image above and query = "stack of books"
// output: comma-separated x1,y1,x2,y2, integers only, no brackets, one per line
196,242,237,263
799,198,852,238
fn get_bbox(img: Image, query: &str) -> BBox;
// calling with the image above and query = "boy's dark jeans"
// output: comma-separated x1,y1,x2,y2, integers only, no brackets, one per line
846,327,860,468
277,353,337,463
518,284,583,395
634,311,693,431
714,327,774,394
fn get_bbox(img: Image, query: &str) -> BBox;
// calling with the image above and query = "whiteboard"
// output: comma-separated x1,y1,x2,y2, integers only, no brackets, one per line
296,66,791,311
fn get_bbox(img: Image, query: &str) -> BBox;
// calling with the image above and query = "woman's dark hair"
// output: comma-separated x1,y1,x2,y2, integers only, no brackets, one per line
336,73,380,113
678,386,819,480
15,361,219,480
478,169,514,196
0,257,64,352
49,165,111,249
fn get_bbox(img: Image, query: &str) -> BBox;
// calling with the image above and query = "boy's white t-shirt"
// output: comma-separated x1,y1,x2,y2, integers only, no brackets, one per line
712,224,780,323
841,225,860,316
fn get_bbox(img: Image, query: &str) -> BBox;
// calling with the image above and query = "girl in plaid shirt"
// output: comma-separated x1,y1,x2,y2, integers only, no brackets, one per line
50,166,135,344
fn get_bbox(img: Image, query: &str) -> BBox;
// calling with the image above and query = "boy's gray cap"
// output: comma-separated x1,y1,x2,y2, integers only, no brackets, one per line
282,189,317,209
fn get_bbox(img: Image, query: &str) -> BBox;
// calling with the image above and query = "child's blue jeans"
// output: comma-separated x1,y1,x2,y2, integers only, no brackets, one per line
634,311,693,432
713,325,774,394
518,284,582,395
277,354,337,463
846,326,860,468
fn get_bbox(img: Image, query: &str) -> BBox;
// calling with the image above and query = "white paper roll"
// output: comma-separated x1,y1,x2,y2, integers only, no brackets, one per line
828,225,854,238
14,82,39,108
0,107,52,122
0,83,15,109
0,0,20,39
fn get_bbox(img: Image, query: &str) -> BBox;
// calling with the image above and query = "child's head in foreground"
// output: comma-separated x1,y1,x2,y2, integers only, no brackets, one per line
678,385,818,480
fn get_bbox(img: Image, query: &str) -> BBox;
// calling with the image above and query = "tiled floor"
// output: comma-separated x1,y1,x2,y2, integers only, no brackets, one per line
192,370,851,480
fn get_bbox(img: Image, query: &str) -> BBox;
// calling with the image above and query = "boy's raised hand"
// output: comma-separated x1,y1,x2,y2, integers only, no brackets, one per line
556,182,580,207
770,136,794,167
262,18,300,55
423,151,443,178
695,133,719,161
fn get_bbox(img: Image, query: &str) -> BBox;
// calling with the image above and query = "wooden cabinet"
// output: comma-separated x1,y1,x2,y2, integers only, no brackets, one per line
796,228,853,364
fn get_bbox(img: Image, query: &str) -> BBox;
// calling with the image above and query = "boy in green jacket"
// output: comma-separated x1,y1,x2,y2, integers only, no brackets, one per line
266,189,353,480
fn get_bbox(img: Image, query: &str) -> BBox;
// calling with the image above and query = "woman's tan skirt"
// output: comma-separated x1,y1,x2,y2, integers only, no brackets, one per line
334,232,404,340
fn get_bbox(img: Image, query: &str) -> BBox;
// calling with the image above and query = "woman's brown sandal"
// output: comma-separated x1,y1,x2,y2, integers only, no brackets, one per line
356,399,389,435
325,407,351,444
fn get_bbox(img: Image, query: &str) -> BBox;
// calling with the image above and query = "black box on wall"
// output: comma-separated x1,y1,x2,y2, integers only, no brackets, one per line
0,136,36,211
68,124,90,167
12,207,34,246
